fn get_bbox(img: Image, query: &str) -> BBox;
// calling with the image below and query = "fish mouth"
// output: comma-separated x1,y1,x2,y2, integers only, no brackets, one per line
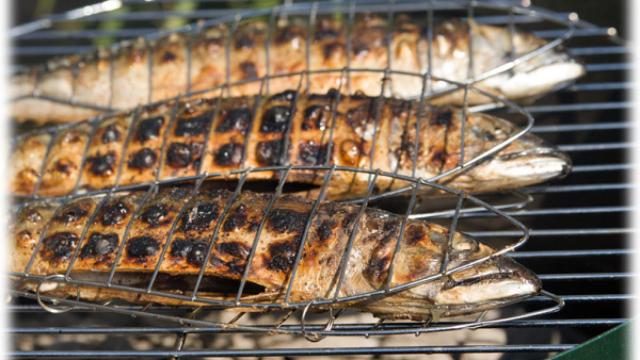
498,55,586,99
462,143,572,192
431,257,541,317
495,145,573,180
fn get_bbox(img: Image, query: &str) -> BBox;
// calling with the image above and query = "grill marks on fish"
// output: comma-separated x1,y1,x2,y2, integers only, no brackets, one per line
11,92,507,198
12,187,540,320
11,14,581,125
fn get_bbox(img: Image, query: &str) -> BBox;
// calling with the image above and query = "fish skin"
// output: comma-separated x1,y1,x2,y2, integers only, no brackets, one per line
9,91,570,198
10,16,584,124
11,187,540,319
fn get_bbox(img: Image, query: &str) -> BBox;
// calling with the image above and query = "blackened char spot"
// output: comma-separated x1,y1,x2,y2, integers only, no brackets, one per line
260,106,291,133
161,50,177,62
239,61,258,80
187,241,208,266
275,26,304,44
216,108,252,133
166,142,203,169
430,109,452,126
174,112,213,137
79,232,118,259
53,204,88,224
431,150,447,166
140,204,171,227
256,140,283,166
214,143,243,166
365,254,391,285
352,40,369,55
180,203,219,232
302,105,328,130
166,143,191,168
341,212,358,229
170,239,192,258
406,224,426,246
135,116,164,142
217,242,249,259
101,124,121,144
234,32,254,49
223,204,247,232
126,236,159,260
54,160,72,175
298,142,328,165
100,201,129,226
267,240,299,273
315,26,339,40
42,232,78,261
323,41,343,60
269,90,297,102
128,148,157,169
87,152,116,176
316,219,335,243
267,208,308,234
170,239,209,266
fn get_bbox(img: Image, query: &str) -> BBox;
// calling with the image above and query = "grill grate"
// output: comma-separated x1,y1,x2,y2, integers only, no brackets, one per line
9,0,629,358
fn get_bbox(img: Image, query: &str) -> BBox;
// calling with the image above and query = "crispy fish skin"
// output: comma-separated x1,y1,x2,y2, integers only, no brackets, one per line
10,16,584,124
10,91,570,198
12,187,540,319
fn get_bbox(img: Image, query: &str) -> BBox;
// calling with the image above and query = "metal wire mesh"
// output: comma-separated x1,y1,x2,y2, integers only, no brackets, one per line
8,0,629,358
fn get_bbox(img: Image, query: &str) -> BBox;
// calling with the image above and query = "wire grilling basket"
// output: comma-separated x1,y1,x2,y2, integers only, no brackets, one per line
11,166,563,340
9,0,628,358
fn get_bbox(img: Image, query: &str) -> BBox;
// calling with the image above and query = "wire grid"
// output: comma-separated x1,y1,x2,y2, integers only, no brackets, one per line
10,166,564,338
8,0,630,358
11,0,583,110
12,67,535,205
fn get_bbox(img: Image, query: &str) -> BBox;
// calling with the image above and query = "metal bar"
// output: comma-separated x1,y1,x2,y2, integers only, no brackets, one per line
283,167,334,304
524,183,632,194
585,63,630,72
190,172,249,299
573,163,631,173
565,82,631,92
9,345,577,358
470,227,632,238
12,25,611,41
106,185,157,285
569,46,628,56
538,273,631,281
532,122,630,133
145,178,204,292
234,167,291,303
511,249,632,258
526,102,631,113
558,142,632,152
331,171,379,300
527,294,632,302
9,319,624,334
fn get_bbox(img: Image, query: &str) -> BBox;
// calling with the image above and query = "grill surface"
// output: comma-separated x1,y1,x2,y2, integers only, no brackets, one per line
9,0,629,358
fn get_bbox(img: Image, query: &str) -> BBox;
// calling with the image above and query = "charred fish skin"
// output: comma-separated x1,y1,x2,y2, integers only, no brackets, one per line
10,91,571,198
10,15,584,124
12,187,540,319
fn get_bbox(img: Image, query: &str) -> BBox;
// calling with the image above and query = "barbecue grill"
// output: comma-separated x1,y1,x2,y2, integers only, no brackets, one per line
9,0,629,358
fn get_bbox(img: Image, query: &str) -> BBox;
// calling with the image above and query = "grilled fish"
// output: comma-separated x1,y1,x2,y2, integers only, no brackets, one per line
10,91,570,198
12,186,540,319
11,16,584,124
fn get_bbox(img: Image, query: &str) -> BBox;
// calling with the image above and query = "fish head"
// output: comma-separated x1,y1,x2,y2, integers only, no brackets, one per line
477,22,586,99
363,220,539,320
390,230,541,319
437,111,571,192
426,232,540,317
